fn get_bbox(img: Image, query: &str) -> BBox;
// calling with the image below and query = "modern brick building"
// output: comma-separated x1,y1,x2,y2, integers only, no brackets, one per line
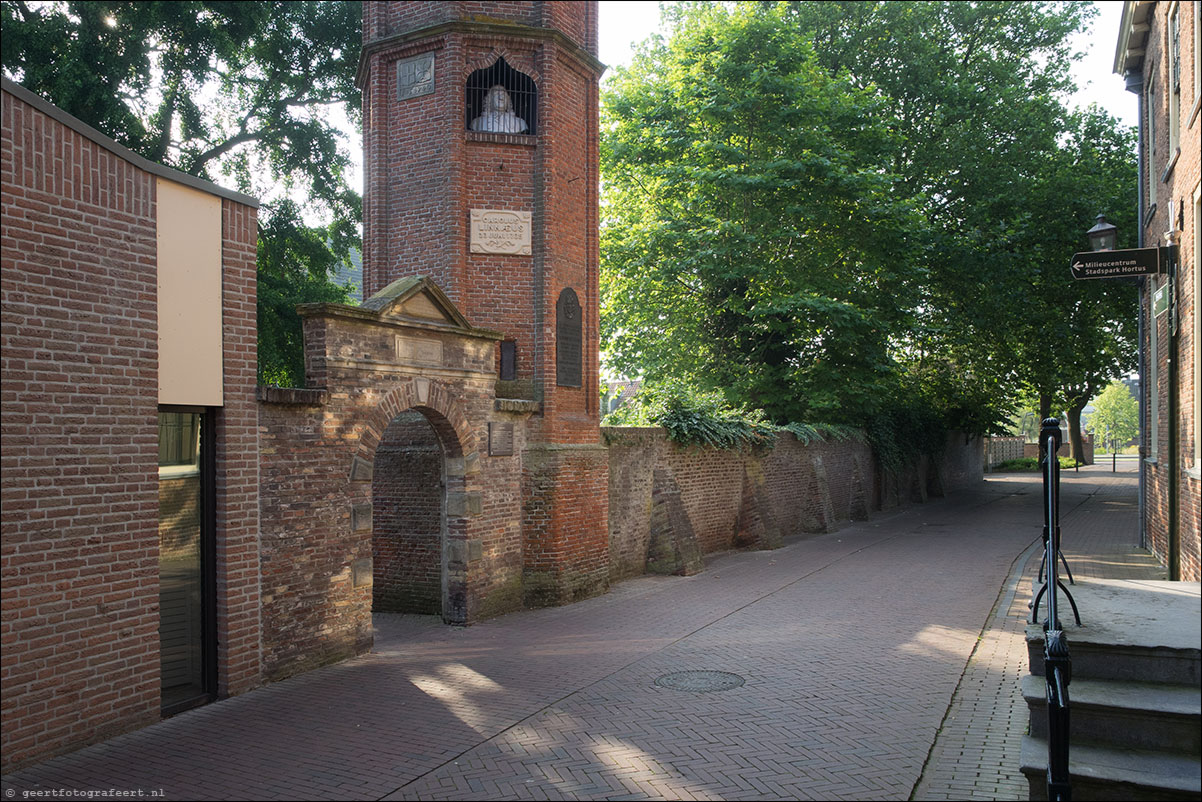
1,78,261,770
1116,1,1201,580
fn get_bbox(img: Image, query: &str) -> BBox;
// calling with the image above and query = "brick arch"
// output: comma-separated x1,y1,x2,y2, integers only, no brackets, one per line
463,48,542,84
357,377,477,465
362,376,481,625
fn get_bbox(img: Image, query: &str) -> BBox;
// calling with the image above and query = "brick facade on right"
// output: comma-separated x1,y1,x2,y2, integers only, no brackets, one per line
1117,1,1201,581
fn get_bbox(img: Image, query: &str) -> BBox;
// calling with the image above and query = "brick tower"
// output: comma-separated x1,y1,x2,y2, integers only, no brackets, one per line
359,2,609,605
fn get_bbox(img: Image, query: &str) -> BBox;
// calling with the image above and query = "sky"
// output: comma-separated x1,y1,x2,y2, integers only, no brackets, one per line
595,0,1139,128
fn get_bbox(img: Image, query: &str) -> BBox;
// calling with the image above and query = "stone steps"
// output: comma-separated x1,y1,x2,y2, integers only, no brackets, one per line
1020,735,1201,801
1027,634,1201,686
1021,579,1201,800
1022,674,1200,754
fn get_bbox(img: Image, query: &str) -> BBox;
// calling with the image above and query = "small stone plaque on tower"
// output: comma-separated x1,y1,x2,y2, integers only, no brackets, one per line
489,422,515,456
396,53,435,101
470,210,532,255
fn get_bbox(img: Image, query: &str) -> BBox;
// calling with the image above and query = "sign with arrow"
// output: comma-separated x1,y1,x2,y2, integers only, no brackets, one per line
1069,247,1162,280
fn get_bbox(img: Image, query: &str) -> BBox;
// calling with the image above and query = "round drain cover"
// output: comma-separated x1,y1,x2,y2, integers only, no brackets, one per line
654,670,745,692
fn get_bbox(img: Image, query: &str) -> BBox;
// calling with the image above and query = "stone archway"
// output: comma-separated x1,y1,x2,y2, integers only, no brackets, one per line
362,380,478,625
258,278,511,676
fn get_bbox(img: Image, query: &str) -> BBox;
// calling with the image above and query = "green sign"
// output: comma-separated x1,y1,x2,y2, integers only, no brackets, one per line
1153,283,1170,317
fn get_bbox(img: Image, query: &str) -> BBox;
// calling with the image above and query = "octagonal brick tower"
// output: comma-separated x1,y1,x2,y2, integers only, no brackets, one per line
358,2,609,606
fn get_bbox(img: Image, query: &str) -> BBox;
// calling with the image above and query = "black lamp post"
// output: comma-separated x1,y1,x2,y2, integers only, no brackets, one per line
1086,213,1118,251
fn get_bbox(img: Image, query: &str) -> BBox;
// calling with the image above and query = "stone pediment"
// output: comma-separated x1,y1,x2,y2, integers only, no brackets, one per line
360,276,472,329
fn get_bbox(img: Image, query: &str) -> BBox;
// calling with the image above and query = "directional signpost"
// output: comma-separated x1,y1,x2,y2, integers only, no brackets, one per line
1069,246,1162,280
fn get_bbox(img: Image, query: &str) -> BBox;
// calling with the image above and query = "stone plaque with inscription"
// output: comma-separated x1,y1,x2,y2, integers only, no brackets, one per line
396,335,443,366
396,54,435,100
470,210,532,255
556,288,582,387
489,422,515,456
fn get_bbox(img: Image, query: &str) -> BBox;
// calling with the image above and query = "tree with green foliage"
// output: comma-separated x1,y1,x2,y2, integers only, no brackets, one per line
1,0,362,386
603,0,1135,469
602,2,923,426
1086,381,1139,453
778,0,1098,435
1005,106,1139,461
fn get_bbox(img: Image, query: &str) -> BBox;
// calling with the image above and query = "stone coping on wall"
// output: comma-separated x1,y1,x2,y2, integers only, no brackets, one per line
296,301,505,341
495,398,540,413
256,386,328,406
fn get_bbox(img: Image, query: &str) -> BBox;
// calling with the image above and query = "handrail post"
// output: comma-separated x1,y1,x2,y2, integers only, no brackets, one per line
1040,417,1072,801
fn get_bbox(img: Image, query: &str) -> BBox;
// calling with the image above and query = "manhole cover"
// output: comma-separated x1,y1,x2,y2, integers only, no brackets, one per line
654,670,745,692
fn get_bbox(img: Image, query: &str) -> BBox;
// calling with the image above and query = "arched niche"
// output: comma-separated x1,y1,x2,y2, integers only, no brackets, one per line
466,57,537,134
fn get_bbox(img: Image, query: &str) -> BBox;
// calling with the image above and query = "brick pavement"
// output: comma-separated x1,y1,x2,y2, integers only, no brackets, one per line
1,465,1156,801
912,460,1158,801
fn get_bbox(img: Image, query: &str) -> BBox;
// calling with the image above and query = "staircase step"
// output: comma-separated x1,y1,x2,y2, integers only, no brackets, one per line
1021,734,1202,801
1026,579,1200,685
1027,627,1201,685
1023,675,1201,754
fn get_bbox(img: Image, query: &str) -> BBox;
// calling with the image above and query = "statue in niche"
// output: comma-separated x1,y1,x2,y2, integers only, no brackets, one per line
471,85,527,133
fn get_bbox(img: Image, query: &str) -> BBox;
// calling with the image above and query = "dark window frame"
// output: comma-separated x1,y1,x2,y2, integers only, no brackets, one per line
158,405,217,716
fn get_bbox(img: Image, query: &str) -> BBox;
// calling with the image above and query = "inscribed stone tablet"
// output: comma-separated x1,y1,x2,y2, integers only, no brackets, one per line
396,54,435,100
395,335,443,366
470,210,532,255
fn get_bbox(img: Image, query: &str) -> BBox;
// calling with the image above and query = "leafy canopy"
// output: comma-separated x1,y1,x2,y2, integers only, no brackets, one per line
1086,381,1139,449
602,2,922,426
602,1,1134,458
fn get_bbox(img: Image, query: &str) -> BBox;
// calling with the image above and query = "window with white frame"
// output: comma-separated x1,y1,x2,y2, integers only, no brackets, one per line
1147,70,1158,208
1194,1,1200,105
1193,183,1200,475
1168,3,1181,157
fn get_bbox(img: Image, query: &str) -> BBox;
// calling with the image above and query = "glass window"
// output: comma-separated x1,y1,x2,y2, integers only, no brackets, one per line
1149,280,1161,462
1193,1,1200,103
1169,5,1180,155
1193,185,1200,473
158,409,211,712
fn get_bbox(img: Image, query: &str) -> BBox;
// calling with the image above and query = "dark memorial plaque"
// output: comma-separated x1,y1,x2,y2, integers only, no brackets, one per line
556,288,582,387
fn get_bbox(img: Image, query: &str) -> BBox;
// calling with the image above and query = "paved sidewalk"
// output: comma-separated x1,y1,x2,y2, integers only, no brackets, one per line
2,465,1154,802
913,462,1159,801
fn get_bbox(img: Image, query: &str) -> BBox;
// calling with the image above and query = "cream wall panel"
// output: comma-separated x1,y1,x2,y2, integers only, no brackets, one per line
157,177,223,406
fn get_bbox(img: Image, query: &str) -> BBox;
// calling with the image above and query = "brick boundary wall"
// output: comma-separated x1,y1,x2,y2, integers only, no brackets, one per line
1022,436,1094,464
605,428,983,581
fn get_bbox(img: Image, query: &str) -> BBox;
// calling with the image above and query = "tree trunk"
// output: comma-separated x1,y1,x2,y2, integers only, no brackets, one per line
1039,392,1054,421
1066,401,1089,465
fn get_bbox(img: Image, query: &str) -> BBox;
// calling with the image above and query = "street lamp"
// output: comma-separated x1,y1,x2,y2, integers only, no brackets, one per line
1086,214,1118,251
